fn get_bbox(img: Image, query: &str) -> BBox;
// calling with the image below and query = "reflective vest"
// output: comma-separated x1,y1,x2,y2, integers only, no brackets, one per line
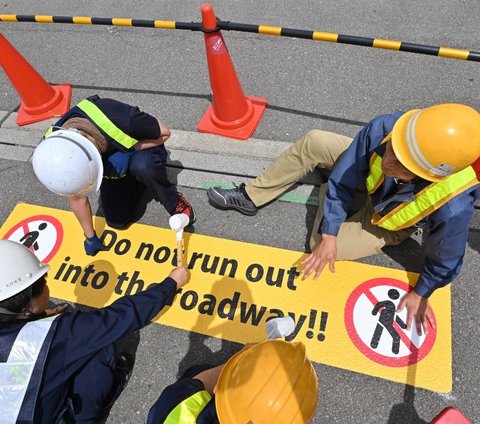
366,146,479,231
0,316,59,424
164,390,212,423
44,97,139,149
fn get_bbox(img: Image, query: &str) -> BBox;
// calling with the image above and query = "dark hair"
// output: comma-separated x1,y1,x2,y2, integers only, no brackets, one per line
0,275,47,314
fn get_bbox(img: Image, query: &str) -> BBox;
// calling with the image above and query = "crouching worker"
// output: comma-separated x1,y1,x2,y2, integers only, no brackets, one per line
207,103,480,334
32,94,195,257
0,240,188,423
148,340,318,423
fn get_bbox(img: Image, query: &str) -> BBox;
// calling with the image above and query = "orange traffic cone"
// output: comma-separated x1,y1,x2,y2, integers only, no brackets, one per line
0,33,71,126
196,3,268,140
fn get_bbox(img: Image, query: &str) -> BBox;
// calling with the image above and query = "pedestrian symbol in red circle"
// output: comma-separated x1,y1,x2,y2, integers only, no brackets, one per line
345,278,436,367
2,214,63,263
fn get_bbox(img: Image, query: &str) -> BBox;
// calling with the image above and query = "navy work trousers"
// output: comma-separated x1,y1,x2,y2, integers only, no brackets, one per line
61,345,125,423
100,145,179,228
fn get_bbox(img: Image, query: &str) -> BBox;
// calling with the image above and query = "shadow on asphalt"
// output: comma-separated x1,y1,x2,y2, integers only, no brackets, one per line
382,236,424,275
387,383,428,424
467,227,480,254
176,276,252,379
387,345,427,424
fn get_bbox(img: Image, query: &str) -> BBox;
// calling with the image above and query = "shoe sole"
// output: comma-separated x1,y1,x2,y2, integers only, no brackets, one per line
207,195,258,216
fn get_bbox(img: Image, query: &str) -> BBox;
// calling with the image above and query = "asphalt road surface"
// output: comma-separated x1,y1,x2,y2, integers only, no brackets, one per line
1,1,479,422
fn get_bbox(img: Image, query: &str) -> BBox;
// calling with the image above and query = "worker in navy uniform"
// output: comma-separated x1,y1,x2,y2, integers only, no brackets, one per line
147,340,318,423
32,95,195,256
207,103,480,334
0,239,188,423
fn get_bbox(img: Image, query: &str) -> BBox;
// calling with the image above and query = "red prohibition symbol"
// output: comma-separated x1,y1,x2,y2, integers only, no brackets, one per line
345,278,436,367
2,214,64,263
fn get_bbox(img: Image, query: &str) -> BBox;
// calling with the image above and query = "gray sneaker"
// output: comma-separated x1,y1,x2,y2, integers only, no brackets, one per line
207,183,258,216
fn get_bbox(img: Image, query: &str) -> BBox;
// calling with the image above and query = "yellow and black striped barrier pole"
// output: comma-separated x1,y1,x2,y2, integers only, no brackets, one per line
220,21,480,62
0,14,478,62
0,14,202,31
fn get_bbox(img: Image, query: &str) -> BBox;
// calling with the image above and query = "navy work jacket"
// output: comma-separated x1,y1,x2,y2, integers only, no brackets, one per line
54,95,160,156
0,277,176,422
321,112,478,297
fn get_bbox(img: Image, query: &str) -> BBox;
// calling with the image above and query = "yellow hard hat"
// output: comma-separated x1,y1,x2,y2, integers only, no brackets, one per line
215,340,318,423
391,103,480,182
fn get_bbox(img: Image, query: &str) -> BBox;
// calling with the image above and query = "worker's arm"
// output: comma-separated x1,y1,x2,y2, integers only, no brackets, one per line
68,195,95,238
302,234,337,279
303,116,394,279
301,127,371,279
147,362,219,424
68,195,108,255
51,267,188,369
396,291,432,336
194,364,225,395
303,114,403,280
397,191,476,334
134,121,171,150
320,115,399,237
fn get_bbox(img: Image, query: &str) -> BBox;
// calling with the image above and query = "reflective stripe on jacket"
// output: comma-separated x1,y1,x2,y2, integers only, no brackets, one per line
164,390,212,423
44,98,139,150
76,99,138,149
366,153,479,231
0,316,58,424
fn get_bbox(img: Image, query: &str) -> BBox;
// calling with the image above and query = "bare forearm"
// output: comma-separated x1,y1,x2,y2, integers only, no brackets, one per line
134,120,171,150
193,364,225,395
68,195,95,238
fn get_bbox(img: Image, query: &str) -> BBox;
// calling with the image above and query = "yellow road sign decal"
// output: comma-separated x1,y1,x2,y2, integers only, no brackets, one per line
0,204,452,392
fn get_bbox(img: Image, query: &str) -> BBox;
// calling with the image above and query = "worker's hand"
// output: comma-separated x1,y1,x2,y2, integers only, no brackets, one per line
104,151,135,178
84,232,109,256
396,291,435,336
302,234,337,280
169,265,189,288
45,303,70,317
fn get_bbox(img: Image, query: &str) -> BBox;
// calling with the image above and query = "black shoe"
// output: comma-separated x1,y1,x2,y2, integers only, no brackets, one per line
172,193,196,226
207,183,258,216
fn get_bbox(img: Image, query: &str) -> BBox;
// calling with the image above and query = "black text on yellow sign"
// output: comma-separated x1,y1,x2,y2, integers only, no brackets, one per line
54,228,327,342
0,204,452,392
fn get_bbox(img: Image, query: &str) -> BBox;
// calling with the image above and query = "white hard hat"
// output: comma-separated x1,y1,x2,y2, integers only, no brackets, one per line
32,129,103,196
0,240,50,302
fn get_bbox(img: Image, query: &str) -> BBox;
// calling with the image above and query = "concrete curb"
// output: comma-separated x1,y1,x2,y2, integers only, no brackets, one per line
0,111,322,204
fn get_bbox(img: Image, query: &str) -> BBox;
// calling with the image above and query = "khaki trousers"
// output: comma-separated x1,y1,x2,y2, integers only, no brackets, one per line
245,130,414,260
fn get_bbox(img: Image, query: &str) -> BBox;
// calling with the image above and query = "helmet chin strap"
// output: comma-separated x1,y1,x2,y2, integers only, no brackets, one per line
0,306,24,323
0,306,19,315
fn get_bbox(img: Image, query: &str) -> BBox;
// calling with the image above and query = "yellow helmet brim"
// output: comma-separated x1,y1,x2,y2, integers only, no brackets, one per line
392,109,444,182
